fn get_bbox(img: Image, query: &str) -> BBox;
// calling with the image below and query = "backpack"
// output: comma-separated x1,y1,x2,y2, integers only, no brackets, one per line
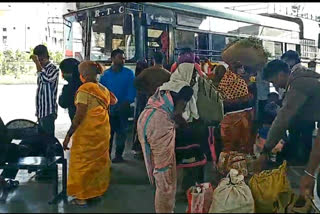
197,76,224,123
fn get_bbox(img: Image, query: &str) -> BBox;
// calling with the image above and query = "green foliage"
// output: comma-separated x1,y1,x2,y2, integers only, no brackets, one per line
52,51,64,64
49,50,64,65
0,49,64,78
0,50,33,77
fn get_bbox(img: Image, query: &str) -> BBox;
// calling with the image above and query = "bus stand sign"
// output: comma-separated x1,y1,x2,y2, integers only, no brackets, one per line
94,5,125,18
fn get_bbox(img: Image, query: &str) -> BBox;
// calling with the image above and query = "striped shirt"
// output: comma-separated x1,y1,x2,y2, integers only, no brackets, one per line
36,62,59,119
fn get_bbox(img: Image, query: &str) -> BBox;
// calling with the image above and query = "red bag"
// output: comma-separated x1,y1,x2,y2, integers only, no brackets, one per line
186,183,214,213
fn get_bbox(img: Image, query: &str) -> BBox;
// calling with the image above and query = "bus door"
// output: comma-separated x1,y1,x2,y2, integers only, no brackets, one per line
146,23,170,66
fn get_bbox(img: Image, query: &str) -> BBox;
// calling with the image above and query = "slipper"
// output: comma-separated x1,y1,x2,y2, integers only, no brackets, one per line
70,199,88,207
6,180,19,189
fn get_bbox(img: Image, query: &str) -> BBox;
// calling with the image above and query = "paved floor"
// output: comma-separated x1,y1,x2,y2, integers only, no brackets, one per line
0,84,307,213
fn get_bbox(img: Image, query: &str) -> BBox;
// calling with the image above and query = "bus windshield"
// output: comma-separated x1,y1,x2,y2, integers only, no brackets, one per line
90,13,136,62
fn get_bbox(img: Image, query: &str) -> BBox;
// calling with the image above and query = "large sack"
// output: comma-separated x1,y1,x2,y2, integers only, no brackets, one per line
186,182,214,213
222,37,268,69
249,161,292,213
209,169,255,213
197,76,224,123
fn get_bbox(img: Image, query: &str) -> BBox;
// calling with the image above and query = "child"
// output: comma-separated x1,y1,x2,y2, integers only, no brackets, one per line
254,92,286,158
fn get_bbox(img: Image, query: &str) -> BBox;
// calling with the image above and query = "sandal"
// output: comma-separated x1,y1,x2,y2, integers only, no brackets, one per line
70,199,88,207
6,180,19,189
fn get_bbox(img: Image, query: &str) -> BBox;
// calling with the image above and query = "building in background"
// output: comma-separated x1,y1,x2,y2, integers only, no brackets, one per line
214,3,320,67
0,3,75,53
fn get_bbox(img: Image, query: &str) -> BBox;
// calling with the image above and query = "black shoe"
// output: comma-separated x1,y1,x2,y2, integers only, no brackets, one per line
112,157,125,163
5,179,19,190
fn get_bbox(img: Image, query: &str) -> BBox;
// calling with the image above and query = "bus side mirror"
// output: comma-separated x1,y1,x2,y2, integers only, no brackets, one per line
123,14,133,35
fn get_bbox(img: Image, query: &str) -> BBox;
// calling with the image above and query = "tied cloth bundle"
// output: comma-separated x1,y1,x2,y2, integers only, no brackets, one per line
221,36,269,69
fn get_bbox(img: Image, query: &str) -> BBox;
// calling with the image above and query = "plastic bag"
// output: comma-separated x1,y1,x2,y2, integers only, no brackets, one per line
209,169,255,213
249,161,292,213
186,182,214,213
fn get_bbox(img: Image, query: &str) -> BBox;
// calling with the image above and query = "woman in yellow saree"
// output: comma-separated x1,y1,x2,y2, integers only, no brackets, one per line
62,61,117,206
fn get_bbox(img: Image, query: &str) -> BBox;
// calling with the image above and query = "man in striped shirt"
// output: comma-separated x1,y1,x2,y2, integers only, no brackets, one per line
30,45,59,136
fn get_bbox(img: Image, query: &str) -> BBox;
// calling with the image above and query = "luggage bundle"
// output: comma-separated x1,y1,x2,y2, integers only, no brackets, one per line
217,151,255,177
186,161,315,213
209,169,255,213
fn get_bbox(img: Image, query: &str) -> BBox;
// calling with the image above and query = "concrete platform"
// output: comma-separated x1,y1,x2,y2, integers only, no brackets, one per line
0,84,308,212
0,149,305,213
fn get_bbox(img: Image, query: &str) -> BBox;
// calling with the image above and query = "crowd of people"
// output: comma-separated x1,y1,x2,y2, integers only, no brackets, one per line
1,41,320,212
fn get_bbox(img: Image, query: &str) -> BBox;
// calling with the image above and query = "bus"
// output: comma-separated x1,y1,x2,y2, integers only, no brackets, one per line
62,2,301,70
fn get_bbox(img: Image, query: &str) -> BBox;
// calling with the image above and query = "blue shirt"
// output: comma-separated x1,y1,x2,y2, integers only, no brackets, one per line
100,66,136,112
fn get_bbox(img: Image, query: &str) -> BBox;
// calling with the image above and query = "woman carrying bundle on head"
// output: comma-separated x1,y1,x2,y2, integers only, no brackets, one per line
216,37,269,176
62,61,117,207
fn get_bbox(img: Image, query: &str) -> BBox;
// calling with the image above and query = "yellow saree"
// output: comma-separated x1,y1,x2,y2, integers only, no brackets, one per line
67,82,116,200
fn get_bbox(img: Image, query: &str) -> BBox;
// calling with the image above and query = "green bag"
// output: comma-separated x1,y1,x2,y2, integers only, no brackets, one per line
197,76,224,123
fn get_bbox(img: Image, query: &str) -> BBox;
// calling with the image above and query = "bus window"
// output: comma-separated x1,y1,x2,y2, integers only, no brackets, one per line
212,34,226,60
274,42,283,58
286,43,296,51
63,14,85,61
260,27,292,40
209,17,240,34
90,13,135,61
175,30,195,50
195,33,209,59
263,41,276,59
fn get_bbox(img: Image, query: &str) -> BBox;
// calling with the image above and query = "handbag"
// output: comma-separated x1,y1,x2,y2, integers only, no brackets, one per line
197,76,224,123
186,182,214,213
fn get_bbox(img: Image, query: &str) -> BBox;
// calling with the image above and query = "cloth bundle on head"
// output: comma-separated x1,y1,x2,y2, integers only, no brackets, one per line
160,63,202,122
222,37,269,70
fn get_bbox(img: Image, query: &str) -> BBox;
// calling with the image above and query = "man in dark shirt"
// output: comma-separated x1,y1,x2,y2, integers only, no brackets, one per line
132,52,171,157
134,51,171,97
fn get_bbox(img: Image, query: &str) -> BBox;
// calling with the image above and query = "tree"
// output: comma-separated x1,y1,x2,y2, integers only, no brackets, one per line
53,51,63,65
